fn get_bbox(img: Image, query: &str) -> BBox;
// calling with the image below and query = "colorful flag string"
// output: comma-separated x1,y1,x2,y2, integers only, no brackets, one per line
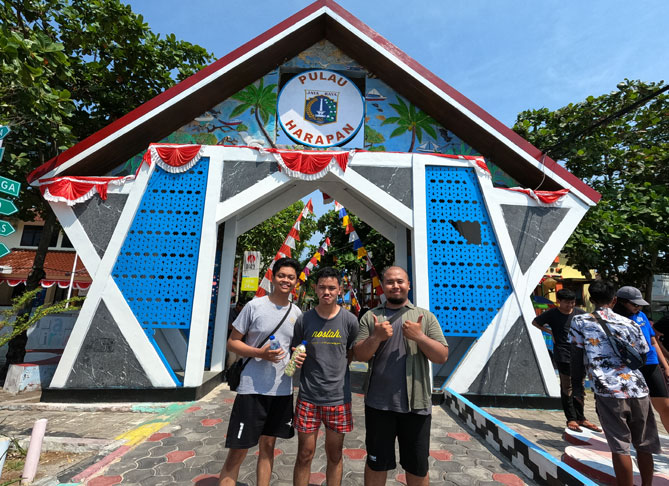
298,237,331,284
256,199,314,297
341,269,361,313
333,201,384,298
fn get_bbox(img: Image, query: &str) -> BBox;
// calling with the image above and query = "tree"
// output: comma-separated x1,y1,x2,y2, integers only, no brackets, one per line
229,78,277,148
313,209,394,302
0,0,214,377
513,79,669,299
381,96,438,152
236,201,318,277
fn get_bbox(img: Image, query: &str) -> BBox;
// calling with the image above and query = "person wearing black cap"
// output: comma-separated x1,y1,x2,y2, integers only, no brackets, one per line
614,285,669,433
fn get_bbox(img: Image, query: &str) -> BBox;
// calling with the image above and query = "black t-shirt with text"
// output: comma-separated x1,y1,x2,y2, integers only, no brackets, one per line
535,307,585,363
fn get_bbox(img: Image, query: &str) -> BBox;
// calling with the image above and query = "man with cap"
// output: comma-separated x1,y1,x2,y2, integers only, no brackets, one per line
614,286,669,433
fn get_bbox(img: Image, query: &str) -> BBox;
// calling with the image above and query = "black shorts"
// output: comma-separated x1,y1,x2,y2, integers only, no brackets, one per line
364,405,431,477
225,394,295,449
640,364,669,398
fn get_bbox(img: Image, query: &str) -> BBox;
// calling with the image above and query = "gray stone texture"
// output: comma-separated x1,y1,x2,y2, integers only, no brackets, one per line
220,160,279,201
433,336,477,387
65,301,153,388
73,193,128,258
353,165,412,208
468,318,547,396
500,205,569,274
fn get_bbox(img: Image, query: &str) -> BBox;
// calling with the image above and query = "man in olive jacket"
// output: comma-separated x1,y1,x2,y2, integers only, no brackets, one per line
354,266,448,486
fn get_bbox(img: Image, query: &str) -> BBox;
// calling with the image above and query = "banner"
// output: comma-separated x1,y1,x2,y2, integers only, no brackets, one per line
241,251,261,291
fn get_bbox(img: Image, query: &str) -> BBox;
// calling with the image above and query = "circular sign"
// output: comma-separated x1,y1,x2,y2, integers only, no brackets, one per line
277,69,364,148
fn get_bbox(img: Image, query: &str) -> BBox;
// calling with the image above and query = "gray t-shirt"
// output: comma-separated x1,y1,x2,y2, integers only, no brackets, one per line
366,307,429,415
291,307,359,406
233,296,302,396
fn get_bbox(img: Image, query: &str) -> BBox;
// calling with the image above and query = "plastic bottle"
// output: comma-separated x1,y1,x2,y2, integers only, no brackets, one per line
269,335,281,351
284,340,307,377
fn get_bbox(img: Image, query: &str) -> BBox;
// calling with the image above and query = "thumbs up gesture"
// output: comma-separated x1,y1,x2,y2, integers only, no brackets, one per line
372,314,393,341
402,314,424,342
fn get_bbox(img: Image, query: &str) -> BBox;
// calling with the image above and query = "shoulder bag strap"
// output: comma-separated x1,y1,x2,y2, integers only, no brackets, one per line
240,302,293,371
591,311,615,337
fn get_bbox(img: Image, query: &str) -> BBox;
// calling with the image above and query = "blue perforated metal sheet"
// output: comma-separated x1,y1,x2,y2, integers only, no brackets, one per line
425,166,512,337
113,161,209,332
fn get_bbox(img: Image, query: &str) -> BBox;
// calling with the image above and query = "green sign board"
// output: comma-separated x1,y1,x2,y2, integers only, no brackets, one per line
0,126,9,140
0,243,9,259
0,197,17,216
0,220,15,237
0,147,4,163
0,176,20,197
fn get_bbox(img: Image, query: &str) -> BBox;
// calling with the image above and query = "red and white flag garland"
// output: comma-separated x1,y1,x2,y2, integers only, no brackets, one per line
255,199,314,297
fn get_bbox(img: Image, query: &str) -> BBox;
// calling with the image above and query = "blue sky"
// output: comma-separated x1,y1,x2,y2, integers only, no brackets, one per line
126,0,668,250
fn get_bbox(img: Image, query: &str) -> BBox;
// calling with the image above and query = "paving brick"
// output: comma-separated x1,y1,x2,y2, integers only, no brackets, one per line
88,475,123,486
122,467,156,483
166,450,196,463
135,456,166,469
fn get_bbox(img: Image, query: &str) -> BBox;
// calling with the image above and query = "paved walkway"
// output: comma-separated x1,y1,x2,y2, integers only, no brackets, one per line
72,384,534,486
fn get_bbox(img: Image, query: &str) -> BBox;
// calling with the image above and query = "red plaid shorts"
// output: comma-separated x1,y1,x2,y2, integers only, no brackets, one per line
294,398,353,434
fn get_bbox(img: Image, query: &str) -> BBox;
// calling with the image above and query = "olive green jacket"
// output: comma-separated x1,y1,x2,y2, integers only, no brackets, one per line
356,302,448,410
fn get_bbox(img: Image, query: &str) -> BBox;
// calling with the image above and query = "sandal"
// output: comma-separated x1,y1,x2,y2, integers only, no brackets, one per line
578,420,602,432
566,421,582,432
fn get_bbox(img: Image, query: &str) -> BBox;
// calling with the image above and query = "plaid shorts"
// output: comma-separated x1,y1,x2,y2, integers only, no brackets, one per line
294,398,353,434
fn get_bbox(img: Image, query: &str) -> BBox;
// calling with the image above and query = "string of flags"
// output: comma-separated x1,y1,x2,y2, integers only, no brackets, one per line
341,269,361,313
256,199,314,297
333,201,384,297
298,237,331,283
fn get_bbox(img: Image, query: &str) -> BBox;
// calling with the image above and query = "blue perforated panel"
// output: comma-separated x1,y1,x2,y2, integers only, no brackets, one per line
113,161,209,331
425,166,512,337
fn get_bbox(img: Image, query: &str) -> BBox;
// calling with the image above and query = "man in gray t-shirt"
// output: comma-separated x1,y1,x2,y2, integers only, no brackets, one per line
218,258,303,486
291,267,359,486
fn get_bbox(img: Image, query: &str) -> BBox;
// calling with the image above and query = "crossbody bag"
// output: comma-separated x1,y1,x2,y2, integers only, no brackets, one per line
227,302,293,391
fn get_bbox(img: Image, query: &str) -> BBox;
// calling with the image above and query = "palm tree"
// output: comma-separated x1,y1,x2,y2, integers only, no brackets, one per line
382,96,438,152
229,78,277,148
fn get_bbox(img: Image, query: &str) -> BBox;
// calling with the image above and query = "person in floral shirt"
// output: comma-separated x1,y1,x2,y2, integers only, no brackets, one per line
570,280,660,486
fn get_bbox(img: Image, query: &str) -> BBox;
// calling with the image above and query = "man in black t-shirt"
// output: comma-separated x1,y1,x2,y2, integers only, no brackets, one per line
532,288,601,432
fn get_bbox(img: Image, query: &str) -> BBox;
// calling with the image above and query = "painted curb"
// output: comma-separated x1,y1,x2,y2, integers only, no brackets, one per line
444,387,597,486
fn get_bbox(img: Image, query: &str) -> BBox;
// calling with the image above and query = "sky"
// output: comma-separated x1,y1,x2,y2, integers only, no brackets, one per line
126,0,668,250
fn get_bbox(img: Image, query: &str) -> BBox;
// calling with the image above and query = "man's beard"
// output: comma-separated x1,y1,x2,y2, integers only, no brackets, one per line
386,296,405,305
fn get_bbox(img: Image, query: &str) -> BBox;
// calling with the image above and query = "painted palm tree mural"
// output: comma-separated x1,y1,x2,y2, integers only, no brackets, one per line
381,96,438,152
229,78,277,148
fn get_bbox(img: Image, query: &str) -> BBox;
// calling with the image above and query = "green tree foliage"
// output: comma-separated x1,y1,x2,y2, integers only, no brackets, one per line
513,80,668,297
382,96,438,152
236,201,318,276
0,287,83,348
313,209,394,300
0,0,214,373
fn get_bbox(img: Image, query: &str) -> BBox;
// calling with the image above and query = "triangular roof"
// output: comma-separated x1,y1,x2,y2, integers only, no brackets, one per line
27,0,600,203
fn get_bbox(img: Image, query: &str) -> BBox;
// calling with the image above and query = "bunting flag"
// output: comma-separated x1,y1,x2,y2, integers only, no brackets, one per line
255,199,314,297
341,269,361,313
294,237,332,295
502,187,570,206
334,201,384,298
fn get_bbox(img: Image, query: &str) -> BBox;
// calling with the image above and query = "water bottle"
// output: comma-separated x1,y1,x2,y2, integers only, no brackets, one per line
269,335,281,351
284,340,307,377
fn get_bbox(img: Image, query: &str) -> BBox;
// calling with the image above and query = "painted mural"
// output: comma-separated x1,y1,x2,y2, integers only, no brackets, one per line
111,40,517,188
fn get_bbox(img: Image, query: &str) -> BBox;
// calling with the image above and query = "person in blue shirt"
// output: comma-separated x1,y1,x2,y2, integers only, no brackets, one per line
614,286,669,434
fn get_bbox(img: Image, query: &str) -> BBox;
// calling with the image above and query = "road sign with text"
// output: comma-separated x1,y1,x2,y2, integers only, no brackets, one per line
0,176,20,197
0,198,17,216
0,243,9,259
0,221,15,237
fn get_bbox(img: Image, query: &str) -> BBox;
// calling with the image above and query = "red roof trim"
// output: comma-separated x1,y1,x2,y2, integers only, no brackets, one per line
28,0,599,203
27,1,327,183
321,1,600,202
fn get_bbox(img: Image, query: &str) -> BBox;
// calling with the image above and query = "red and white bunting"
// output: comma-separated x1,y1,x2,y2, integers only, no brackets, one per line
255,199,314,297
